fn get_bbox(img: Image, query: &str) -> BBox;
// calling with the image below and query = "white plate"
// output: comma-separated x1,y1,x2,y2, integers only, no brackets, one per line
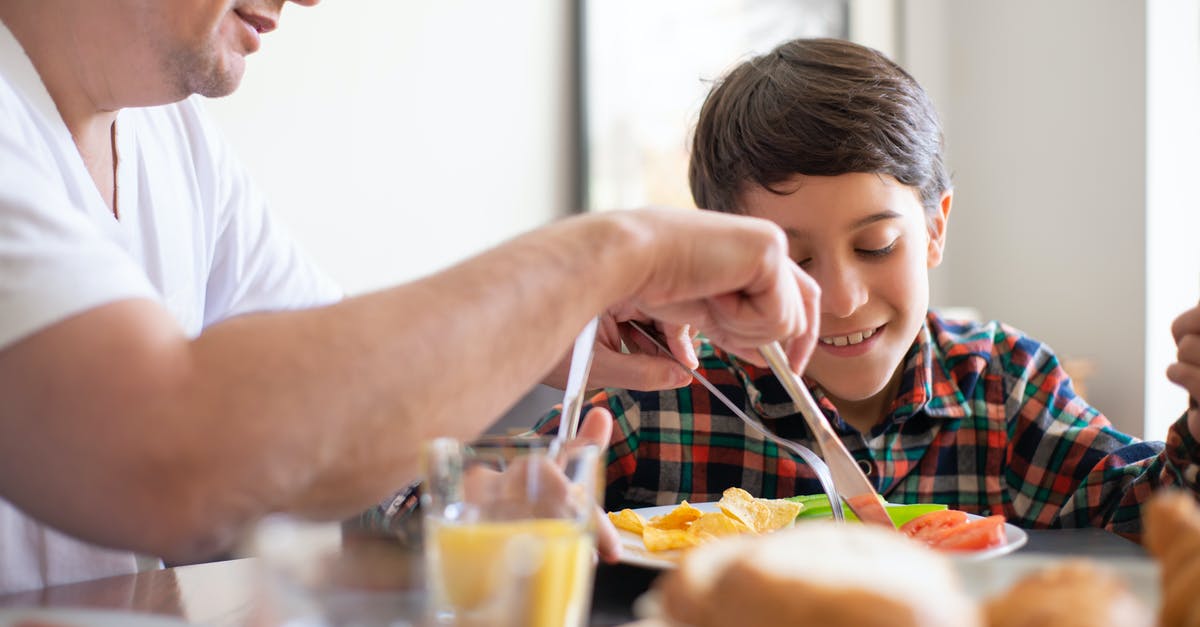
0,608,191,627
616,501,1028,569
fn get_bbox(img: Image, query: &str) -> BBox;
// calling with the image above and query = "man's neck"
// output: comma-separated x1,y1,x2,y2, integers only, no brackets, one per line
0,3,120,215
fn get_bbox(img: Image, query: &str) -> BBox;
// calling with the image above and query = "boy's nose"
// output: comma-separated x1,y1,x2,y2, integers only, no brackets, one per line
818,264,868,319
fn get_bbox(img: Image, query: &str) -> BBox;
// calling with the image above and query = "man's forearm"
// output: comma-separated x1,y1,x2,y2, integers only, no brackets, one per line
0,212,650,559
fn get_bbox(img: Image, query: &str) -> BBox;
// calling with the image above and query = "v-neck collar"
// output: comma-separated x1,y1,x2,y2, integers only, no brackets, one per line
712,314,974,438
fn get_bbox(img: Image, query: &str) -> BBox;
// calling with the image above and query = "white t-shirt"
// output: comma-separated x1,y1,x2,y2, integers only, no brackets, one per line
0,23,342,593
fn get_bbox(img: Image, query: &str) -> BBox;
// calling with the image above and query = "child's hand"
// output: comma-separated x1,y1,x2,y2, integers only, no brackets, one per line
1167,303,1200,436
576,408,621,563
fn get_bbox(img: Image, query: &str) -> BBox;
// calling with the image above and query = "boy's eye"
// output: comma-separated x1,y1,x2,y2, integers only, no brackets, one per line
796,257,814,268
856,240,898,258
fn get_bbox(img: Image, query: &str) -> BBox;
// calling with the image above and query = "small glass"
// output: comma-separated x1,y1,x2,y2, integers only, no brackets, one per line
422,435,600,627
242,494,427,626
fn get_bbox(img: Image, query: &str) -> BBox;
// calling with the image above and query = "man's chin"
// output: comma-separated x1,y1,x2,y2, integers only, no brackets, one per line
187,57,245,98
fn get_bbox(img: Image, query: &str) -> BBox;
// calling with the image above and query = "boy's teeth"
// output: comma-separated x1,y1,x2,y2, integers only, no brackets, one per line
820,327,876,347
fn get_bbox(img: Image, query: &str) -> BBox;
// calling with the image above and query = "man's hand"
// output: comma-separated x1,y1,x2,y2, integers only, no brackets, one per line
542,312,696,392
621,209,821,376
1168,303,1200,438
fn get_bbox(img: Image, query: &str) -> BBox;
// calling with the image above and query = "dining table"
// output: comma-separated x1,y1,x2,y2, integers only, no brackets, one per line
0,527,1159,626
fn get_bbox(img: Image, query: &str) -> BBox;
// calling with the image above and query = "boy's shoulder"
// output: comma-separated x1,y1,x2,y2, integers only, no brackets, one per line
928,311,1062,380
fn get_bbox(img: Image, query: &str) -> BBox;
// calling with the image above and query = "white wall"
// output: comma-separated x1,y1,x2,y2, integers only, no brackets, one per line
202,0,1199,437
902,0,1200,437
204,0,573,295
1145,0,1200,436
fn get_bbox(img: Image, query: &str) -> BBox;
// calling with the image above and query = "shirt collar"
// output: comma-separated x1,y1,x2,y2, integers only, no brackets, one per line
0,20,68,135
719,312,973,432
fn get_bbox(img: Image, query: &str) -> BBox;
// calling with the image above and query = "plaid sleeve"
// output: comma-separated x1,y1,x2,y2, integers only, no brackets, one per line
1160,414,1200,488
531,390,641,511
1003,338,1167,537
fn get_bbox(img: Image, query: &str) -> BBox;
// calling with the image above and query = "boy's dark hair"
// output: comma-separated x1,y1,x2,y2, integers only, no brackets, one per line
689,38,950,221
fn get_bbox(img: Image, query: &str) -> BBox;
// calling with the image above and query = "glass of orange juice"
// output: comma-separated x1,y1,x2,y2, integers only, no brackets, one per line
422,435,600,627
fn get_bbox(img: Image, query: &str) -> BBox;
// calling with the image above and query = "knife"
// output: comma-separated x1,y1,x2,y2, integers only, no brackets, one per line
757,342,893,528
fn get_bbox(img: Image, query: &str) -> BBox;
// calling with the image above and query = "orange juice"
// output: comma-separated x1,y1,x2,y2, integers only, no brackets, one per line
428,518,593,627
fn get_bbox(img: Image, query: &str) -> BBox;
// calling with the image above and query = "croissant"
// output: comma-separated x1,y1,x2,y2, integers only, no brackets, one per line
981,559,1152,627
1145,491,1200,627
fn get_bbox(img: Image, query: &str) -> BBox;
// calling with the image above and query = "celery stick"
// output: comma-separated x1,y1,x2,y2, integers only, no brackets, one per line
785,495,948,528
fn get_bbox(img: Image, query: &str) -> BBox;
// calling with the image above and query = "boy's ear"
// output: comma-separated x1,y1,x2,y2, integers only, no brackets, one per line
926,190,952,268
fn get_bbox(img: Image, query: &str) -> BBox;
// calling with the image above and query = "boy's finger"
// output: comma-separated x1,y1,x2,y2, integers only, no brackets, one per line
594,504,622,563
574,407,614,450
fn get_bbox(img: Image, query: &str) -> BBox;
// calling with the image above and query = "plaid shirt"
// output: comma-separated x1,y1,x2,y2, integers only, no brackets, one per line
535,311,1200,538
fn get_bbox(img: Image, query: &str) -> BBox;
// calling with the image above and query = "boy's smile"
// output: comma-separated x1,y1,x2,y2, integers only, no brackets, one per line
740,172,951,431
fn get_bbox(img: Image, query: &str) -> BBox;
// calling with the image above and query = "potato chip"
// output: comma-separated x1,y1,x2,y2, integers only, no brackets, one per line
757,498,803,532
607,487,808,553
717,487,770,532
717,488,802,533
607,509,646,535
642,525,704,551
687,511,753,538
648,500,704,530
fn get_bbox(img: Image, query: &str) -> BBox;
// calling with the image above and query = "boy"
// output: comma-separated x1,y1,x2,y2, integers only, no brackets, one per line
537,38,1200,537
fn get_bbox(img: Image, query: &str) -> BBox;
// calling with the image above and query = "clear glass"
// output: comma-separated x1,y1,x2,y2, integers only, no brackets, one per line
243,510,427,627
422,435,600,627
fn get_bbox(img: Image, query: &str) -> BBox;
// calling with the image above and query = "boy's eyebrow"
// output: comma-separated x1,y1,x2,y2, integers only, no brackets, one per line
782,210,904,240
851,210,904,229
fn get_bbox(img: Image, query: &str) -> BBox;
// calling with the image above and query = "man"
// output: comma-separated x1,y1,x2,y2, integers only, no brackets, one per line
0,0,819,593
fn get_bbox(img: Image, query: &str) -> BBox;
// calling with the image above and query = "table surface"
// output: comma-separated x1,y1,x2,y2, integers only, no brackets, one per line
0,528,1155,626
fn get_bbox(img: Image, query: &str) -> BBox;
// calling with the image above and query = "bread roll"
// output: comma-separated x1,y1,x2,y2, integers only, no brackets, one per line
656,521,979,627
1145,491,1200,627
982,559,1152,627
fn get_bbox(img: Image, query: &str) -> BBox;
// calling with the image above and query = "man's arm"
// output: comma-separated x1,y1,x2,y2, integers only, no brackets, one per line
0,208,818,562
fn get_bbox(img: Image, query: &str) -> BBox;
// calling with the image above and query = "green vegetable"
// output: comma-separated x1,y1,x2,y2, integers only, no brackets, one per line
785,494,948,528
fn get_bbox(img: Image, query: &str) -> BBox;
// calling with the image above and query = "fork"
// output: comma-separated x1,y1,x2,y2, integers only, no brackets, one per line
626,321,844,521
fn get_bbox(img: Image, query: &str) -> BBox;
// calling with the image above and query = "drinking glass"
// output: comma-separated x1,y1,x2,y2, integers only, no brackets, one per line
242,497,427,626
422,434,600,627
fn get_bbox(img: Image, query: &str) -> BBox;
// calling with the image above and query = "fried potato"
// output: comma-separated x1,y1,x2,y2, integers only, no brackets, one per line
718,488,801,533
757,498,803,532
611,489,805,553
644,525,705,551
649,500,704,530
608,509,646,535
718,487,771,532
688,511,754,538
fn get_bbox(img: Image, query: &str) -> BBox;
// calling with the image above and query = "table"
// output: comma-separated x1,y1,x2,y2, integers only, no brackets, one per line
0,528,1156,626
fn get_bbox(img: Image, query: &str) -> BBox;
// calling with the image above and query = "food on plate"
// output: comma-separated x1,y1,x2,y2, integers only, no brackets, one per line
656,521,980,627
607,488,800,553
788,493,948,526
981,560,1153,627
717,487,802,532
608,508,646,535
900,510,1007,552
1144,490,1200,627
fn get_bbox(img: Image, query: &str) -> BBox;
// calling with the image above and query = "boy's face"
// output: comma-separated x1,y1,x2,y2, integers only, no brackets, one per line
740,173,950,413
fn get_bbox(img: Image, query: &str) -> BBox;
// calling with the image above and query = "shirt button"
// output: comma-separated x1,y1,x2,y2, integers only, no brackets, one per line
856,459,873,476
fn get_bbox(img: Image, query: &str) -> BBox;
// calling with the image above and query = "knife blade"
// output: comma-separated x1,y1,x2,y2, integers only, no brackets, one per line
757,342,893,528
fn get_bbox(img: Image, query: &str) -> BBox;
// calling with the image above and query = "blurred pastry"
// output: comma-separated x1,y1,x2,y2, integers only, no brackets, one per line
655,522,979,627
1145,491,1200,627
982,559,1152,627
